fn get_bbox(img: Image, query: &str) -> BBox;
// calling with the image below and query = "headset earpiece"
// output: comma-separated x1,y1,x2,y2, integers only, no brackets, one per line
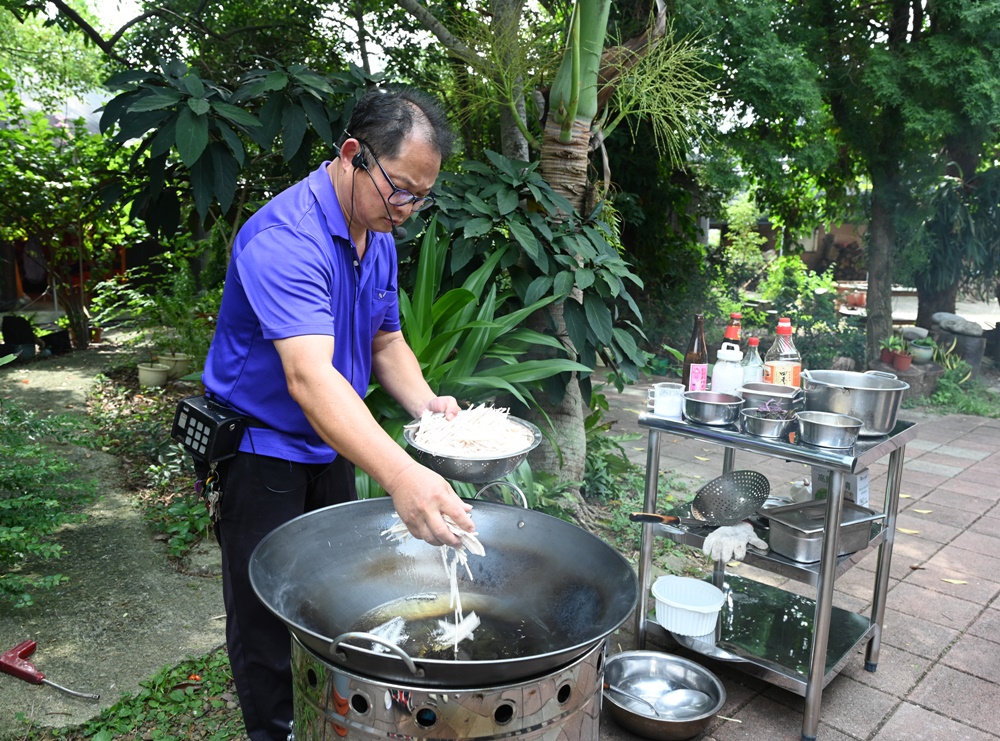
352,150,365,169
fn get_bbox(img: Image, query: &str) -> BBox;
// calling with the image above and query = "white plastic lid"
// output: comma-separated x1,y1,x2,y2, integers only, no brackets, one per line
716,342,743,361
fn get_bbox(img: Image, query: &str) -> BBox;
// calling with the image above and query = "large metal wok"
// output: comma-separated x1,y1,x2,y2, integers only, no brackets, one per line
249,498,638,688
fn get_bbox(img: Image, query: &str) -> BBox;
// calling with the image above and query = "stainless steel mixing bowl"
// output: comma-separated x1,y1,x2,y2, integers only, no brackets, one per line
603,650,726,740
796,411,863,449
682,391,743,426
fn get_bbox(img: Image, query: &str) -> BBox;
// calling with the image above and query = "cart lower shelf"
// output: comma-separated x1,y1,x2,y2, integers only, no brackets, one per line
647,575,875,696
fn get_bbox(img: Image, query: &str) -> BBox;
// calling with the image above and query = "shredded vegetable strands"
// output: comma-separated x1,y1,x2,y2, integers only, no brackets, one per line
407,405,534,457
369,616,408,653
381,513,485,657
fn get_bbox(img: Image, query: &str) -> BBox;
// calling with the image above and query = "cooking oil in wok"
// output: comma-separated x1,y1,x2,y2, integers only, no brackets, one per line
352,593,555,661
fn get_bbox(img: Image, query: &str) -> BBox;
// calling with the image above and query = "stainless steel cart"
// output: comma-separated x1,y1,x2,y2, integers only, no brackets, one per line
634,414,918,741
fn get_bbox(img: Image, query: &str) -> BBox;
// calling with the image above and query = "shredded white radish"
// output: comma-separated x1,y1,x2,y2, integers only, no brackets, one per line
369,615,408,653
381,513,485,657
407,405,534,458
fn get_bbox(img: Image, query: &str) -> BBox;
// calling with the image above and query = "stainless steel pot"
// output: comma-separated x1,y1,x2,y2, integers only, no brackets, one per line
800,370,909,437
249,498,638,687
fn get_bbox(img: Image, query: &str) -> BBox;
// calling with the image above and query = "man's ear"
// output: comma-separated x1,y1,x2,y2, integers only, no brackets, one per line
338,138,363,167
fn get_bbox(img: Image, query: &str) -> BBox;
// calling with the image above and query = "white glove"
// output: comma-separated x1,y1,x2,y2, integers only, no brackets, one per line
702,522,768,562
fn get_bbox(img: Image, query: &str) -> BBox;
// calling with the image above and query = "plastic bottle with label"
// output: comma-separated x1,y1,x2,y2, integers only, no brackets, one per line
681,314,709,391
741,337,765,384
711,342,744,395
763,317,802,386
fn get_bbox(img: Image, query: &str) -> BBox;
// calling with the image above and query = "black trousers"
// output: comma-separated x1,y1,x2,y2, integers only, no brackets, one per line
214,451,357,741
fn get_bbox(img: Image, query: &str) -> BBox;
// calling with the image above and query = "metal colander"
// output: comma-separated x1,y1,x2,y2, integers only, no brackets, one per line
690,470,770,525
402,417,542,484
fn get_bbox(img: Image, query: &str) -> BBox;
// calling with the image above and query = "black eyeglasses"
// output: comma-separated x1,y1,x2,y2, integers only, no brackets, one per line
358,139,436,212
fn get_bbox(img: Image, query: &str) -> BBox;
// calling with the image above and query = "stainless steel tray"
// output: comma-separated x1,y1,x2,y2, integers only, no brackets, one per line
763,500,884,563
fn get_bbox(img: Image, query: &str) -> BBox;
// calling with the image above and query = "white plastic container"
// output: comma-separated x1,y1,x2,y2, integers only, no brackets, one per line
651,576,725,637
711,342,744,396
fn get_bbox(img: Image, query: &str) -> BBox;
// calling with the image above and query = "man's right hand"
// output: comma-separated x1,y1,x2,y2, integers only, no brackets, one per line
386,462,475,547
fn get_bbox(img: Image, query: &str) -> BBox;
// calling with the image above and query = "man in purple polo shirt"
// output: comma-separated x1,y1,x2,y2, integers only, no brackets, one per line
202,87,474,741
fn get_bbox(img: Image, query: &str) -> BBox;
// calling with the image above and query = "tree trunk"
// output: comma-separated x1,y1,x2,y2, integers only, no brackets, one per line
915,280,959,328
522,117,593,488
865,179,895,364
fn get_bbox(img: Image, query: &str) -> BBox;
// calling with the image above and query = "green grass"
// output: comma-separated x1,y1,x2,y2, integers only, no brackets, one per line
22,649,243,741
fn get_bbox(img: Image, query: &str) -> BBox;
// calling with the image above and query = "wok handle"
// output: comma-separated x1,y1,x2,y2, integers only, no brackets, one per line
629,512,682,525
865,370,898,380
329,633,425,679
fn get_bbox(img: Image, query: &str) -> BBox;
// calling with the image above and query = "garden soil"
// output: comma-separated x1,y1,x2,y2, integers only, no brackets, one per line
0,339,226,738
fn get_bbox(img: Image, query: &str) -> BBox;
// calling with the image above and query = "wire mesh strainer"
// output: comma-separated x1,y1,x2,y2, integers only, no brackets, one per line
690,470,770,525
402,417,542,485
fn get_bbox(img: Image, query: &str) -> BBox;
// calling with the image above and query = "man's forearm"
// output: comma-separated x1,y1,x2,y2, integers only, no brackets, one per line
371,332,438,417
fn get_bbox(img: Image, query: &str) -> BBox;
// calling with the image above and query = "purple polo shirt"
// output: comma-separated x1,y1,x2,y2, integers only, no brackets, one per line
203,162,401,463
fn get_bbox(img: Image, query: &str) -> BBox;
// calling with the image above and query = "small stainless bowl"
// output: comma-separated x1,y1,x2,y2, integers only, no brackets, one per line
741,409,797,440
797,411,863,449
682,391,743,426
738,382,803,414
604,650,726,740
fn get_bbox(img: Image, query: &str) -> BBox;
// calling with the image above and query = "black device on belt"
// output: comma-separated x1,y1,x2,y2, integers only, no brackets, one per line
171,395,253,462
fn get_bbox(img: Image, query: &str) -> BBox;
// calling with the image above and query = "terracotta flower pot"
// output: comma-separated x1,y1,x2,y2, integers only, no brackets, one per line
891,352,913,372
880,348,894,364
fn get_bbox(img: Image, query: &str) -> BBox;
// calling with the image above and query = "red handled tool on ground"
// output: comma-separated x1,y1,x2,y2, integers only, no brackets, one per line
1,640,100,700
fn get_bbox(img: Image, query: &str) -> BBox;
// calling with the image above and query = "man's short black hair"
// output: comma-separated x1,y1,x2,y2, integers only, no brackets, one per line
340,87,455,164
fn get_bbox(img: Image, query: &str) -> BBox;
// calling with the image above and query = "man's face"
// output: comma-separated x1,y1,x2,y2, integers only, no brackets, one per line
351,135,441,235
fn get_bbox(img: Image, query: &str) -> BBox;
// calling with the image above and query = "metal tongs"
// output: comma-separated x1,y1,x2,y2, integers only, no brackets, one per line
1,640,100,700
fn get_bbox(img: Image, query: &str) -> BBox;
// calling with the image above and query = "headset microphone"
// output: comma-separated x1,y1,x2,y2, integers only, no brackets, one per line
353,148,407,240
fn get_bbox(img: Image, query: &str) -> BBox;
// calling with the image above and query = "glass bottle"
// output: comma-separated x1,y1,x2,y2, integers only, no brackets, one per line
682,314,709,391
741,337,765,384
763,317,802,386
723,312,742,344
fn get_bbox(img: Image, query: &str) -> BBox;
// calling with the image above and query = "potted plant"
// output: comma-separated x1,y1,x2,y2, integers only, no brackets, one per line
891,344,913,372
879,334,906,364
137,360,171,387
908,336,935,365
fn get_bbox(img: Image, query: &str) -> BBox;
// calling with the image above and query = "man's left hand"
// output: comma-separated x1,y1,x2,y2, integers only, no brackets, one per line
422,395,461,420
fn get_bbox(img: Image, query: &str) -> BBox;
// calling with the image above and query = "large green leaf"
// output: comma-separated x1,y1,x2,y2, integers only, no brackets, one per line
496,187,519,215
292,68,335,95
188,154,213,220
209,143,239,213
263,71,288,91
115,110,170,144
300,96,332,145
187,97,210,116
524,275,553,306
181,74,205,98
281,104,308,162
214,119,246,166
252,94,284,149
583,293,613,344
210,101,260,129
128,90,182,112
175,106,208,167
508,219,540,261
149,118,177,158
464,217,493,238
